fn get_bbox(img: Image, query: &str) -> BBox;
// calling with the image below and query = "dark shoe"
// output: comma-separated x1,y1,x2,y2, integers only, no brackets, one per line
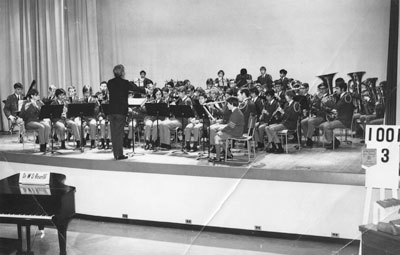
306,138,313,148
266,142,277,153
190,142,198,152
116,155,128,160
90,140,95,149
76,140,81,149
53,134,59,142
126,139,132,149
106,139,110,149
35,136,39,144
144,140,150,150
85,133,90,141
185,142,191,151
40,144,46,152
19,134,23,143
334,138,341,147
274,147,284,154
61,140,66,149
99,138,105,149
82,139,86,147
257,142,264,149
210,146,216,153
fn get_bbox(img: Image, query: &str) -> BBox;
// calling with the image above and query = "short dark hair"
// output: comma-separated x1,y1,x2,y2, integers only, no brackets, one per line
140,70,146,75
285,90,295,98
240,68,247,75
266,89,275,97
280,69,287,75
186,84,195,92
14,82,23,89
239,88,250,98
249,87,259,96
206,78,214,86
152,88,162,99
177,86,186,94
335,79,347,91
82,85,92,94
218,70,225,76
199,92,207,99
260,66,266,71
100,81,107,85
161,87,169,93
26,89,39,99
301,83,309,89
226,96,239,107
55,88,66,97
113,64,125,78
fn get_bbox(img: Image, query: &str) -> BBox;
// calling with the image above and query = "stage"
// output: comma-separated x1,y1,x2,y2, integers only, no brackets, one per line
0,132,372,241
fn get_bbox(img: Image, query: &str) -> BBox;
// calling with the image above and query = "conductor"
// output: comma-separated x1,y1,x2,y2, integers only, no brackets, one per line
107,64,145,160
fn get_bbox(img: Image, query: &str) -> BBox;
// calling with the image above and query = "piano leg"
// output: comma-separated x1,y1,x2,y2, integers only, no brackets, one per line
17,224,23,254
57,223,68,255
26,225,31,254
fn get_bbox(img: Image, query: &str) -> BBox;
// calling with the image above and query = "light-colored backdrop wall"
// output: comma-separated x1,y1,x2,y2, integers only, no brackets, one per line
97,0,390,91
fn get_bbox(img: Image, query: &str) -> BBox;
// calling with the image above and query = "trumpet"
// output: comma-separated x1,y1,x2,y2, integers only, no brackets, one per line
203,100,225,106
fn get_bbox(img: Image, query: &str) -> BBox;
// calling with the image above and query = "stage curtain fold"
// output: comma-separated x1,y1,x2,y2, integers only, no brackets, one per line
0,0,100,131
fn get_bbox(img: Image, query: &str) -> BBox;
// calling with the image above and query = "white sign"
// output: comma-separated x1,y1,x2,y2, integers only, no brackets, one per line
19,171,50,185
19,185,51,195
364,125,400,190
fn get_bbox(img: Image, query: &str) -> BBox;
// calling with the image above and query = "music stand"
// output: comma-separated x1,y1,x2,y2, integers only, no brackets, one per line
169,105,195,154
192,104,212,159
145,103,169,152
39,105,64,154
128,98,147,156
67,103,95,152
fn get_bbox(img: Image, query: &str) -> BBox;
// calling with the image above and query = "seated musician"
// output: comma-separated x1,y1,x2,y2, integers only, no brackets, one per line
184,92,209,152
42,84,57,105
209,97,244,161
3,82,25,137
256,66,273,90
249,87,264,118
143,88,165,150
51,89,74,149
301,83,329,148
81,85,100,148
215,70,229,91
137,70,153,88
238,88,257,133
159,86,191,150
20,89,51,152
96,81,111,149
319,79,354,149
254,89,279,149
67,86,79,103
206,78,215,90
274,80,286,108
235,68,252,89
265,90,301,153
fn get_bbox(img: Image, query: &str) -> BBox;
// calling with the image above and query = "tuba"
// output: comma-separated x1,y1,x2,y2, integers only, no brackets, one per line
347,71,365,113
317,73,337,121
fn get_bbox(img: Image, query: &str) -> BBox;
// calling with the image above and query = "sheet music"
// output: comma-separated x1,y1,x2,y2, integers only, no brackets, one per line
19,184,51,195
128,98,146,106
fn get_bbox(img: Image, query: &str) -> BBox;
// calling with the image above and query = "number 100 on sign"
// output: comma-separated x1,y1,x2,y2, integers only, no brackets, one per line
366,126,400,143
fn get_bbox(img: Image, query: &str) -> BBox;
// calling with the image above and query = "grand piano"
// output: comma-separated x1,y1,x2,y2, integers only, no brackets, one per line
0,173,76,255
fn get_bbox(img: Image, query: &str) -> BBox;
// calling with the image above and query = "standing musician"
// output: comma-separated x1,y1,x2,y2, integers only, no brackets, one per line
256,66,273,90
19,89,51,152
158,86,191,150
319,79,354,149
107,64,146,160
96,81,111,149
3,82,25,137
254,89,279,149
51,89,71,149
209,97,244,162
136,70,153,88
143,88,165,150
238,88,257,133
301,83,329,148
215,70,229,91
279,69,290,90
265,90,301,154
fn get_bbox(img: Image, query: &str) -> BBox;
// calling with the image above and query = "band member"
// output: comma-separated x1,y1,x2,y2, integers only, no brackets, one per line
67,86,79,103
96,81,111,149
136,70,153,88
143,88,165,150
80,85,100,148
235,68,252,88
108,64,145,160
215,70,229,90
51,89,81,149
184,92,208,152
319,79,354,149
249,87,264,118
206,78,215,90
209,97,244,161
3,82,25,136
279,69,290,90
254,89,279,149
238,88,257,132
301,83,329,147
20,89,51,152
274,81,286,108
265,90,301,153
256,66,273,89
159,86,191,149
42,84,57,105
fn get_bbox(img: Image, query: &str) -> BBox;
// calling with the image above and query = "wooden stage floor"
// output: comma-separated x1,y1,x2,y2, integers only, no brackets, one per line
0,131,364,176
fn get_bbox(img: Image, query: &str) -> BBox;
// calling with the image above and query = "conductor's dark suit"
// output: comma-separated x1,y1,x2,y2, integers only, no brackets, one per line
107,77,145,159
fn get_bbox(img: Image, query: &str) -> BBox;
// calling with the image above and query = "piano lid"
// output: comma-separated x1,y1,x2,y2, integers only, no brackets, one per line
0,173,75,195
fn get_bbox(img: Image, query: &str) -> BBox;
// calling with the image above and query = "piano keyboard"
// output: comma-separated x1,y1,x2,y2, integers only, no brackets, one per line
0,214,54,220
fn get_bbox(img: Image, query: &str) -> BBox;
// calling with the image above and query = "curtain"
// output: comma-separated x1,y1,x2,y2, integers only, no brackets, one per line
0,0,100,131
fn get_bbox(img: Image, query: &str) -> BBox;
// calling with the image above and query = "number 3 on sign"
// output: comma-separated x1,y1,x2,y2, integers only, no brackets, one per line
381,148,389,163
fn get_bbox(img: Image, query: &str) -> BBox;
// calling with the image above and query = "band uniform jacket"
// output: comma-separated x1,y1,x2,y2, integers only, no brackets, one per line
235,74,252,88
281,77,290,90
281,101,301,130
107,77,145,115
253,96,264,118
260,99,279,124
239,98,257,132
221,108,245,138
3,94,22,118
256,74,273,89
335,92,354,128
